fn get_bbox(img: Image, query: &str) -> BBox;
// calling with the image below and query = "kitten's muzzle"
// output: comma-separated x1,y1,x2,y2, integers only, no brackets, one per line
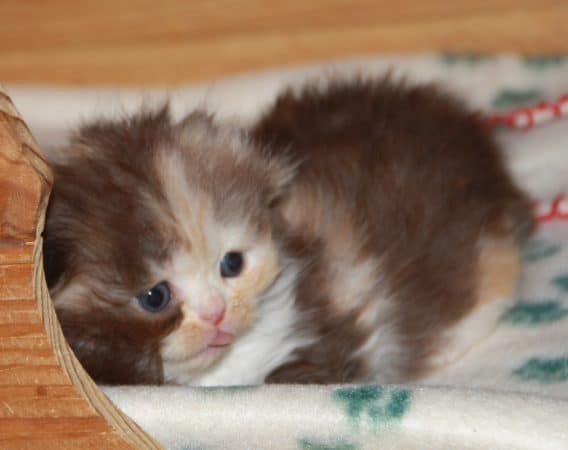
209,330,235,347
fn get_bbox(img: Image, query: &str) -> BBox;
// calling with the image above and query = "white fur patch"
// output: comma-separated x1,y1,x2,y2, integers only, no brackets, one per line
330,258,379,314
354,295,405,383
430,296,515,368
327,255,406,383
163,263,312,386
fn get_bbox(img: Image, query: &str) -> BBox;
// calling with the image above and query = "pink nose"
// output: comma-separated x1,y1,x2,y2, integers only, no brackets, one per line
198,295,226,325
200,308,225,325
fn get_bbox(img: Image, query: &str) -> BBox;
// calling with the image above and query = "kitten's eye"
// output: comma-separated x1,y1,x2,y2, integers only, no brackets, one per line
220,251,244,278
136,281,171,313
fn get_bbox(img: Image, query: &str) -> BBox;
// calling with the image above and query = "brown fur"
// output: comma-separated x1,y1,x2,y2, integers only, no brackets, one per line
255,78,534,382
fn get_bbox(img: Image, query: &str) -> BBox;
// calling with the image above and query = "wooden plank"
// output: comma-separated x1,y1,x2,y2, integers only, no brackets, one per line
0,385,79,399
0,349,59,367
0,396,96,419
0,265,33,300
0,385,101,423
0,365,68,386
0,300,39,312
0,0,561,49
0,119,45,243
0,0,566,85
0,417,113,439
0,88,159,448
1,433,134,450
0,336,53,350
0,323,46,338
0,310,43,325
0,242,33,265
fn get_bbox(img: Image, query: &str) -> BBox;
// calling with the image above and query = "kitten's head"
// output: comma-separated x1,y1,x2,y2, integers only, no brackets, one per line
43,107,294,384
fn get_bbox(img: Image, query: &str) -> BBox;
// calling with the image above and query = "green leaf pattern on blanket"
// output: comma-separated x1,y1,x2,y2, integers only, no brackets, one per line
502,300,568,324
492,88,544,108
521,239,562,263
523,55,568,69
298,438,359,450
333,386,411,427
552,274,568,293
513,357,568,382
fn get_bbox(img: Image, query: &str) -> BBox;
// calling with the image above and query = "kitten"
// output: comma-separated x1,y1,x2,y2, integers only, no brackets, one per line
43,78,534,385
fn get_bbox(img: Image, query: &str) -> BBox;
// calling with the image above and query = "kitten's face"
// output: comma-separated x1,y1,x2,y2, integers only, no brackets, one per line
154,198,282,377
43,109,292,384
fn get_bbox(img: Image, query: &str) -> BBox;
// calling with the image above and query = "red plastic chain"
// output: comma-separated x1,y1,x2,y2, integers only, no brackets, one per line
486,95,567,223
487,94,568,130
535,194,568,223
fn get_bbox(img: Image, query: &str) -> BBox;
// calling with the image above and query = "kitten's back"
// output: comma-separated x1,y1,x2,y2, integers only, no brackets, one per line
255,78,534,382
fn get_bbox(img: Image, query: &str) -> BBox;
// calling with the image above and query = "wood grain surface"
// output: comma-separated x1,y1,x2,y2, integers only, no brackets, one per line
1,0,567,86
0,87,160,449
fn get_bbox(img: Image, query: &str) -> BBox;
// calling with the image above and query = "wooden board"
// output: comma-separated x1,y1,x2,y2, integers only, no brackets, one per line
0,86,161,449
0,0,567,85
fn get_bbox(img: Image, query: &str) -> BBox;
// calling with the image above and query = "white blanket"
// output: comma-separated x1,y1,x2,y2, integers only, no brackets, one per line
7,53,568,449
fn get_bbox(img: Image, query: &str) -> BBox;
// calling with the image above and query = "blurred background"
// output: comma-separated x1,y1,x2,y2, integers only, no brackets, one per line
1,0,567,86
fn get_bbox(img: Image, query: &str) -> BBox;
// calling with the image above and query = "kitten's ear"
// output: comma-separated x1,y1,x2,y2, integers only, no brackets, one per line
174,110,297,203
175,110,216,134
264,154,298,206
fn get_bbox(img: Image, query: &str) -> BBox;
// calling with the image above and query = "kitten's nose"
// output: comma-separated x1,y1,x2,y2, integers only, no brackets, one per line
198,294,226,325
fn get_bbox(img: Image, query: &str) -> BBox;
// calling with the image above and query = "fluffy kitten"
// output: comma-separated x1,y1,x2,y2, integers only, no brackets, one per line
43,78,534,385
